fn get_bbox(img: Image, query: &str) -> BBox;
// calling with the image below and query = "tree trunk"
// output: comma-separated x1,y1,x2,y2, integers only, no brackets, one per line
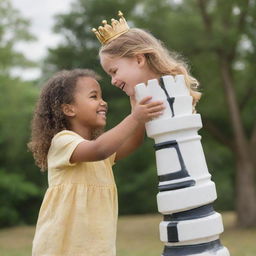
236,156,256,227
219,55,256,227
197,0,256,226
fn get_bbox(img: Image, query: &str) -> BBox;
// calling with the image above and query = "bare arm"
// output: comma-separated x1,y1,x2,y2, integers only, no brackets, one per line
114,96,145,161
70,96,164,163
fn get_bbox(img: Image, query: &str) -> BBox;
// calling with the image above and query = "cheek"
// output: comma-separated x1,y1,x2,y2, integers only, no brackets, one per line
130,72,145,86
131,67,144,79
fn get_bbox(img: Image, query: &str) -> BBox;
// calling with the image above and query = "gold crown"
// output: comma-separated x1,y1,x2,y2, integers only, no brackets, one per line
92,11,129,45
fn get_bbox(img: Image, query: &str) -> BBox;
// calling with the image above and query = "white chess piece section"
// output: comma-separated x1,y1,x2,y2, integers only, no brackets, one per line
135,75,230,256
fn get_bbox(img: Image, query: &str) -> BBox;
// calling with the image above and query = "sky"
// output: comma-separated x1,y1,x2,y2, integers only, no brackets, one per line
11,0,74,80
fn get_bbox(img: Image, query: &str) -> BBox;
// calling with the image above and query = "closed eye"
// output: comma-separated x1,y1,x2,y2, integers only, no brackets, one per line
110,69,117,75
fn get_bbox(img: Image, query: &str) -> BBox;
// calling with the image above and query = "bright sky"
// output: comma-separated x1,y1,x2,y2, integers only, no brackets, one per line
11,0,74,80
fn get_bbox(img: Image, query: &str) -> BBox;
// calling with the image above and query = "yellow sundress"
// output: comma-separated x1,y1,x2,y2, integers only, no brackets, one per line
32,130,118,256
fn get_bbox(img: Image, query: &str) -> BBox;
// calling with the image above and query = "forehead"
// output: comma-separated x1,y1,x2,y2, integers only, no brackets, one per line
75,76,101,93
100,54,134,71
100,54,116,69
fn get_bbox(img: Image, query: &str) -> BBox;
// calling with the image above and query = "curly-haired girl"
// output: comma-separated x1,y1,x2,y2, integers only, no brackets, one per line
28,68,164,256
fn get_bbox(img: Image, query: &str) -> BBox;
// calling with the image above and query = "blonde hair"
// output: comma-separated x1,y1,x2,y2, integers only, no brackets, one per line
100,28,201,108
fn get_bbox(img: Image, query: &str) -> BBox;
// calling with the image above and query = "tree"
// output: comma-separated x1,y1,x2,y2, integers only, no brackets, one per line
198,0,256,228
43,0,256,226
148,0,256,227
0,0,43,227
0,0,35,75
137,0,256,227
189,0,256,228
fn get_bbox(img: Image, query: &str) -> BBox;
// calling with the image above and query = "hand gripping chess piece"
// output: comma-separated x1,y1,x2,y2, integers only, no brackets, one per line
135,75,230,256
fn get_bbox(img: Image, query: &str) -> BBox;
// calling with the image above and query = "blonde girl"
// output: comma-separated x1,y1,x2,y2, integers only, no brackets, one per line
99,28,201,108
28,69,164,256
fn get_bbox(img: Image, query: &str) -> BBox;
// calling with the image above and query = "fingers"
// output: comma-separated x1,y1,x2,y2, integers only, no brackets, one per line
139,97,164,108
148,104,165,114
146,101,164,108
139,96,152,105
147,101,165,121
145,103,165,122
134,97,165,123
148,111,164,118
143,98,165,120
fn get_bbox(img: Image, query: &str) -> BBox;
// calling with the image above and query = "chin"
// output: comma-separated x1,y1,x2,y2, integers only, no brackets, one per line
125,89,135,97
123,84,135,97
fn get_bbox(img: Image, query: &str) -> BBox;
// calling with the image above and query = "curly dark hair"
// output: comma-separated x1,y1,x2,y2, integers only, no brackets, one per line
28,69,101,171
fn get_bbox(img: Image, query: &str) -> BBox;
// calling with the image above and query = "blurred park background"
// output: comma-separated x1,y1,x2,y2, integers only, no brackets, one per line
0,0,256,255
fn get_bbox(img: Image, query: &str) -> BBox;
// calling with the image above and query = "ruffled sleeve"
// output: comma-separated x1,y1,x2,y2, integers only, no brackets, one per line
47,130,85,170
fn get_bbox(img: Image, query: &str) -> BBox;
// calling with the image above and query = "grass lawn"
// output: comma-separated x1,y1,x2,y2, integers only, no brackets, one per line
0,212,255,256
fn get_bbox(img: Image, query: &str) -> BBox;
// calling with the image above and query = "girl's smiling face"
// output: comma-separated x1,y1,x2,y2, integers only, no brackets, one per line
74,77,107,128
63,76,108,134
100,54,157,96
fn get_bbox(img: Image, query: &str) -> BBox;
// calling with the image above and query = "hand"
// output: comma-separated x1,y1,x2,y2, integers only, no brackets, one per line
131,96,165,123
129,95,137,111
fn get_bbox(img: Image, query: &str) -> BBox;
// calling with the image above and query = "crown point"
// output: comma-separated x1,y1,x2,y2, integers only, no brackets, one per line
111,18,118,26
92,10,129,45
98,26,104,31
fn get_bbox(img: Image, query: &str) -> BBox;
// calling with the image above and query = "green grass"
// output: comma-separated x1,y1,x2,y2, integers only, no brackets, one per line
0,212,255,256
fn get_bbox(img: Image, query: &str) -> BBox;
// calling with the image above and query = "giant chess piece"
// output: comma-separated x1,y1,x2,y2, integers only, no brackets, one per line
135,75,230,256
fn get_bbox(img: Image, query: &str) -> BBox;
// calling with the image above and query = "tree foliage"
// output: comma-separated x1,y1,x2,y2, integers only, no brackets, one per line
0,0,35,75
1,0,255,227
0,0,43,227
43,0,256,226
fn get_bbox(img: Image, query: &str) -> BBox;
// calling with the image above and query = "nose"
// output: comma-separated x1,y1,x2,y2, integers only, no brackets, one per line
111,76,118,87
100,99,107,108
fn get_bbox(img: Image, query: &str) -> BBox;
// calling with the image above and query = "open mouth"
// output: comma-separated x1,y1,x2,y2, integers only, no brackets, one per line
120,82,126,90
97,110,107,116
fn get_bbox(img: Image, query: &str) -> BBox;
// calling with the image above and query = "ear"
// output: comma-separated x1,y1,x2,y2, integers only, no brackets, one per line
61,104,76,117
135,54,146,67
